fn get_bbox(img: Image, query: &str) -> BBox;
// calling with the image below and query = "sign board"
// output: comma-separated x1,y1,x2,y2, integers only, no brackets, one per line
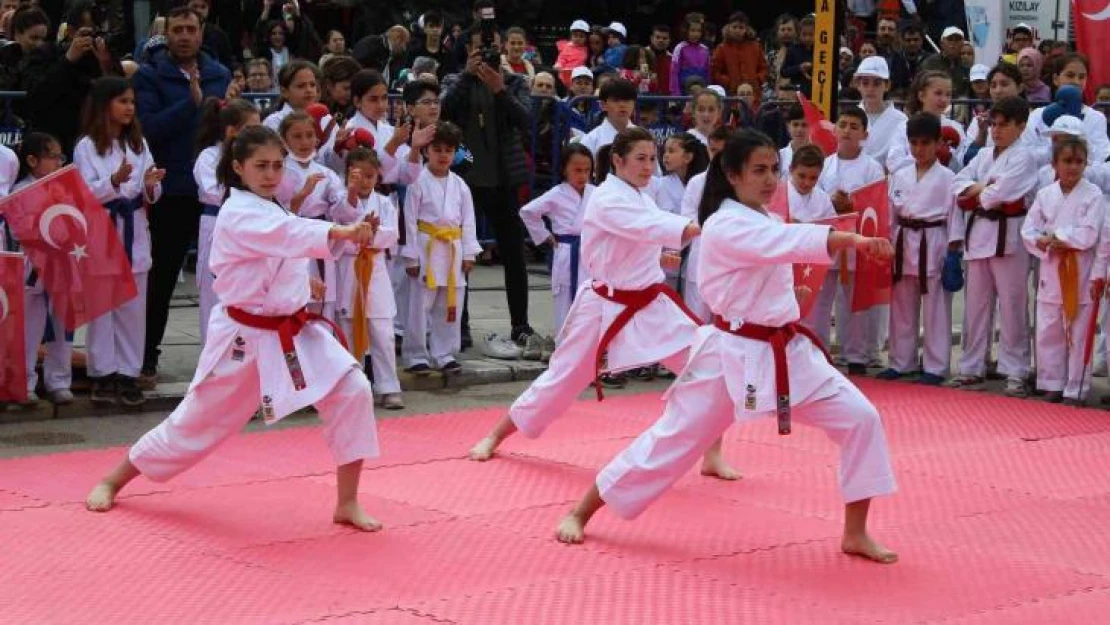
1007,0,1070,43
811,0,841,120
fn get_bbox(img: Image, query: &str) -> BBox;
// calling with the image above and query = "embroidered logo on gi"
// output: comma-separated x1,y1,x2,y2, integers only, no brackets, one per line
232,336,246,361
261,395,275,423
744,384,757,410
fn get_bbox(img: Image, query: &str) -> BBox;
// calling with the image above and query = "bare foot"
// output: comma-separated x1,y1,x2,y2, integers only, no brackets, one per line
556,514,586,544
468,436,499,462
841,533,898,564
700,456,743,481
333,501,383,532
86,482,120,512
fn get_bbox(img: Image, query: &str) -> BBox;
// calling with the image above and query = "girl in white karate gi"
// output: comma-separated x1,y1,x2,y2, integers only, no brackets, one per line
401,121,481,374
274,112,360,321
86,126,384,531
519,144,596,339
74,77,165,408
469,127,739,481
655,132,710,292
554,129,899,564
262,60,323,133
688,89,723,147
1023,136,1105,403
193,97,261,346
886,71,968,174
335,147,404,409
879,113,963,384
949,96,1038,397
680,126,735,321
1021,54,1110,168
8,133,73,406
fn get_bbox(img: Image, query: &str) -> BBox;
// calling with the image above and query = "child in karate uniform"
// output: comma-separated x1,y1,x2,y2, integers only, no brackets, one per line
855,57,908,168
778,104,809,180
787,145,839,346
401,121,481,374
949,96,1039,396
878,113,962,384
681,126,735,321
86,126,383,531
554,129,899,564
1023,136,1105,403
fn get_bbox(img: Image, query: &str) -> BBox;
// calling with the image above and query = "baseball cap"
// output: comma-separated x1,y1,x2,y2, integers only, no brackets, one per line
570,19,589,34
571,66,593,81
606,22,627,39
941,26,964,40
707,85,726,97
839,46,854,58
970,64,989,82
1047,115,1085,137
1012,22,1033,35
855,56,890,80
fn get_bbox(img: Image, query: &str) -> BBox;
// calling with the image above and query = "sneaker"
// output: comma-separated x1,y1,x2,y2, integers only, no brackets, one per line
1063,397,1084,407
90,376,117,406
521,334,545,361
405,363,433,376
510,324,536,346
875,368,902,381
440,360,462,374
138,368,158,391
657,367,677,380
17,391,40,408
917,373,945,386
847,363,868,376
49,389,75,405
632,366,657,381
1003,376,1028,398
1044,391,1064,404
945,374,984,389
482,332,522,360
541,336,556,363
381,393,404,410
117,376,147,408
598,373,626,388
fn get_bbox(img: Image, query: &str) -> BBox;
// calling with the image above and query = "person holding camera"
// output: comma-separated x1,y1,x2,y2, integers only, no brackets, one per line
441,25,535,345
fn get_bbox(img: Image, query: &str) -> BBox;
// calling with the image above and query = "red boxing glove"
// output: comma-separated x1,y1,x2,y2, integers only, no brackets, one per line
335,127,375,154
940,125,961,147
305,103,335,143
935,142,952,166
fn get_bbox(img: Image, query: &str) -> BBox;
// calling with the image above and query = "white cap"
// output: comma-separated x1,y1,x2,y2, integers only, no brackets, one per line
1012,22,1033,34
941,26,964,40
1047,115,1085,137
607,22,627,38
969,64,989,82
571,66,593,80
707,85,726,97
839,46,854,58
854,56,889,80
570,19,590,34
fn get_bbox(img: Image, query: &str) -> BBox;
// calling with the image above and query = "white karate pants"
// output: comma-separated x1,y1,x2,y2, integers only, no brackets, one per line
23,291,72,393
403,278,463,368
597,342,897,519
888,276,952,376
130,365,379,482
1036,301,1095,399
808,270,869,362
87,272,147,379
804,271,839,347
338,315,401,395
197,214,218,346
957,254,1031,378
390,256,409,338
553,284,574,341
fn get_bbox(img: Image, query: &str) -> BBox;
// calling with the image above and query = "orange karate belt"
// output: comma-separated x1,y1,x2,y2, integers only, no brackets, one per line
350,248,378,359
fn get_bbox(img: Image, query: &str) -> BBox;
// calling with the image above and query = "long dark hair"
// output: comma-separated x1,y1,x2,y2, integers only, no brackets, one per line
81,76,145,156
696,129,777,225
195,97,259,155
666,132,709,184
266,59,322,117
216,125,285,197
558,143,594,183
905,70,951,115
16,132,61,182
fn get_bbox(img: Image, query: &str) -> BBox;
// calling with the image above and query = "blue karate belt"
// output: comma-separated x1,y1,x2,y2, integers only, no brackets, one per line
104,197,142,264
201,203,220,217
554,233,581,302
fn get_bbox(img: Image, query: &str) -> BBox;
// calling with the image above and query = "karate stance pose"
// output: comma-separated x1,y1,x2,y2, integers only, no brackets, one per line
555,130,900,564
469,127,738,481
86,126,384,531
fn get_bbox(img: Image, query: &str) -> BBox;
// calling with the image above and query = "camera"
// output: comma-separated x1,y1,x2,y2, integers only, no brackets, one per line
478,7,500,68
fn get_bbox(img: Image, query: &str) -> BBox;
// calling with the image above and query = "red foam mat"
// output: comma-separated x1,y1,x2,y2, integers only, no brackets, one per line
2,382,1110,623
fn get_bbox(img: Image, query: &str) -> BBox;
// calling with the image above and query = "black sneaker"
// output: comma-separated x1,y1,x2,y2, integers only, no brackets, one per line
117,376,147,408
847,363,868,376
510,324,536,346
440,360,462,374
405,363,432,376
598,373,626,388
90,375,117,406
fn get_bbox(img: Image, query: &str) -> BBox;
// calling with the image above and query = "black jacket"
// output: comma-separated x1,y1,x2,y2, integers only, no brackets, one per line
440,70,533,189
22,43,119,156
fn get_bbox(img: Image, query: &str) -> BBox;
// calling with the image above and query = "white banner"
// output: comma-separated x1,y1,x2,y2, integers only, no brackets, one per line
1008,0,1071,43
965,0,1004,65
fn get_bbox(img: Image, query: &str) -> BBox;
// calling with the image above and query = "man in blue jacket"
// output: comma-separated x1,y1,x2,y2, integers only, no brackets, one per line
135,6,231,386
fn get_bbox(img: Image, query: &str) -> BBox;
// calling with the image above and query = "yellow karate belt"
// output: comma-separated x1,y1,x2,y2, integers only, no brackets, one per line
418,220,463,321
350,248,377,359
1058,249,1080,343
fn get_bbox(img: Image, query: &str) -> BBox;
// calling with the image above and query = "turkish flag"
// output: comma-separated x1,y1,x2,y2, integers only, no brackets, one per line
0,252,27,402
798,92,838,157
850,179,892,312
794,214,859,317
0,167,137,330
1075,0,1110,103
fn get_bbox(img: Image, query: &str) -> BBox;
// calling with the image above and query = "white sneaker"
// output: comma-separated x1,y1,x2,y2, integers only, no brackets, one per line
50,389,75,405
1003,376,1028,398
18,391,40,408
482,333,522,360
541,336,557,363
380,393,404,410
522,334,545,361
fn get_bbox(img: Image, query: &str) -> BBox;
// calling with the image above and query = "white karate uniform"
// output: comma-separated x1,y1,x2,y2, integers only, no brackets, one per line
335,191,402,395
509,175,699,438
887,161,962,376
680,172,710,320
886,115,967,174
128,188,379,480
1022,180,1104,399
952,144,1038,379
73,136,162,379
193,144,223,345
651,173,686,284
0,143,16,194
689,128,709,146
519,182,594,337
1022,106,1110,169
862,103,908,168
596,199,896,518
576,119,663,177
778,144,794,180
788,180,840,347
818,152,885,365
400,168,482,368
274,154,359,320
263,103,344,172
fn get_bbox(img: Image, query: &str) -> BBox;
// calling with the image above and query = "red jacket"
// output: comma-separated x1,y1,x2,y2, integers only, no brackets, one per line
652,50,672,95
711,39,767,97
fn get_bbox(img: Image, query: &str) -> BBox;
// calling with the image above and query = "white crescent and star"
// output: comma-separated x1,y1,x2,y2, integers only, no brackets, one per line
1084,1,1110,21
0,286,9,322
38,204,89,258
859,207,879,237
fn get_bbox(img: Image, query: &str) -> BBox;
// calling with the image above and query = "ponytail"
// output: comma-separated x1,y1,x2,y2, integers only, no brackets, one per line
696,128,778,224
195,97,260,156
696,153,735,225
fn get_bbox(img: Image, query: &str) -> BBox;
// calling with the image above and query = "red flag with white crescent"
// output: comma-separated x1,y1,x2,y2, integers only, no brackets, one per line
798,92,838,157
0,166,137,330
794,213,858,318
1075,0,1110,103
767,180,790,221
850,179,892,312
0,252,28,402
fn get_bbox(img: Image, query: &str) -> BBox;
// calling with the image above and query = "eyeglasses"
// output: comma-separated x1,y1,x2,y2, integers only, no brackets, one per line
415,98,441,106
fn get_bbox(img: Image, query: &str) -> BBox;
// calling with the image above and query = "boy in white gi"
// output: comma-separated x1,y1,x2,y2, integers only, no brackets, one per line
788,145,839,347
949,96,1038,396
818,106,885,375
878,113,962,384
86,126,384,531
855,56,908,168
1023,136,1105,404
555,129,899,564
778,104,809,180
401,121,482,374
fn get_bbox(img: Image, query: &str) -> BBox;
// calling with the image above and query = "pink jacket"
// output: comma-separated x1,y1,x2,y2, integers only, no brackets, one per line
555,39,588,87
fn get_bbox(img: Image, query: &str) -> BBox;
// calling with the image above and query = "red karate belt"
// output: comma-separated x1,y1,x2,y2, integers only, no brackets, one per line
226,306,349,391
894,217,947,294
711,315,831,435
592,282,702,401
959,197,1026,258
